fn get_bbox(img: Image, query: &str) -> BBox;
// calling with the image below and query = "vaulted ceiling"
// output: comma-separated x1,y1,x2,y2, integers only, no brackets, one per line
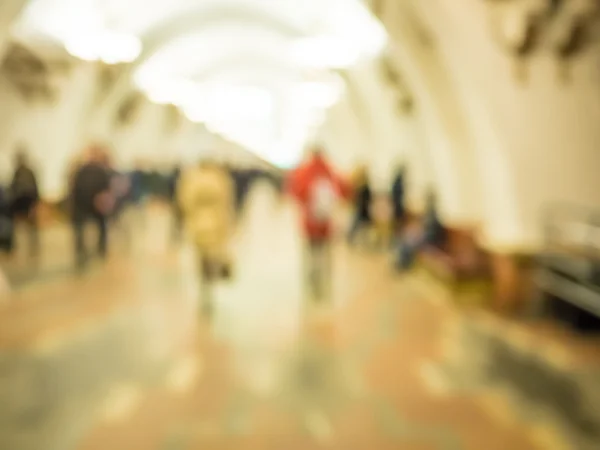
10,0,387,167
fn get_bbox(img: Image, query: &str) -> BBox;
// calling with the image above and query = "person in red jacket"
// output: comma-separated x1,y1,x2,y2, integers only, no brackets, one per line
288,147,349,300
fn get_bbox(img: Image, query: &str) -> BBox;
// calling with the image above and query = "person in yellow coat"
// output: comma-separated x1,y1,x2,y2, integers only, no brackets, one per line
177,159,235,287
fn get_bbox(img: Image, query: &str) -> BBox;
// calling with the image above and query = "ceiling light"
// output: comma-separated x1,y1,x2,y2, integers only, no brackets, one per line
101,30,142,63
289,37,358,69
63,29,141,64
294,81,344,109
147,89,174,105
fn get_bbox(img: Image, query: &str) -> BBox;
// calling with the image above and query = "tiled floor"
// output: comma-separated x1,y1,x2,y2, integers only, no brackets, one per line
0,187,583,449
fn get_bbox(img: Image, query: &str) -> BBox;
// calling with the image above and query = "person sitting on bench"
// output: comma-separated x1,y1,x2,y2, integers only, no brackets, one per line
396,191,445,271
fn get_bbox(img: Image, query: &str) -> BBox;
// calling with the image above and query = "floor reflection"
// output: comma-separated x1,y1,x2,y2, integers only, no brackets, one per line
0,185,563,450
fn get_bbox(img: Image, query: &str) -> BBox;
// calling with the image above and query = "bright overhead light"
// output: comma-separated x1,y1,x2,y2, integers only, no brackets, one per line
136,73,275,115
289,37,358,69
184,107,205,124
136,76,330,169
288,0,387,69
324,0,387,56
147,89,174,105
136,74,199,106
64,39,98,62
63,29,141,64
100,30,142,63
293,80,344,109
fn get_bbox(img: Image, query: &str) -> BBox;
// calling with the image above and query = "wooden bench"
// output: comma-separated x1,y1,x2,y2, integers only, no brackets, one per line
417,227,492,306
419,228,490,279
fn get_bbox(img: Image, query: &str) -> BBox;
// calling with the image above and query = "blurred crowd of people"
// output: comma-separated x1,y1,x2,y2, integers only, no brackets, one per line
0,143,285,271
0,141,445,306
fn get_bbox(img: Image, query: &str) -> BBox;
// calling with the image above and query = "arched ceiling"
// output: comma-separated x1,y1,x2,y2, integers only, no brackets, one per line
138,5,308,58
12,0,387,167
187,55,303,85
136,26,299,79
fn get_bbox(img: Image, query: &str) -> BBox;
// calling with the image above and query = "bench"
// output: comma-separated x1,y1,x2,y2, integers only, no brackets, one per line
417,227,492,306
419,228,490,280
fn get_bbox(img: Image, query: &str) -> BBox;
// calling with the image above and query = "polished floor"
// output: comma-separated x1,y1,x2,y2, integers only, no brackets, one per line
0,186,593,450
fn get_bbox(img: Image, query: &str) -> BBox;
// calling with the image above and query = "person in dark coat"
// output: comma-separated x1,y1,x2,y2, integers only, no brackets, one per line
168,165,183,242
127,161,146,207
348,166,373,246
9,149,40,257
70,145,113,269
391,165,406,229
230,166,252,220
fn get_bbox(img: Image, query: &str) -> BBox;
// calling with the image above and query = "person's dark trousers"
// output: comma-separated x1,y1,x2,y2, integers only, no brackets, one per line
305,237,332,301
391,209,405,247
233,190,249,222
347,214,370,246
0,215,14,253
73,211,108,269
10,198,39,258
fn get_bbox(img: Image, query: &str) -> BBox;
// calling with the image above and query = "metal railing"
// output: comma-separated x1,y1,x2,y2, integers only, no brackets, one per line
541,202,600,254
537,202,600,318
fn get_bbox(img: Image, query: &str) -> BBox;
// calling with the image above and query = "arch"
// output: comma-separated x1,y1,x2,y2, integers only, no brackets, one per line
184,58,373,162
0,0,31,61
430,0,600,250
184,59,373,170
138,27,299,80
92,6,308,126
366,0,600,252
360,0,484,227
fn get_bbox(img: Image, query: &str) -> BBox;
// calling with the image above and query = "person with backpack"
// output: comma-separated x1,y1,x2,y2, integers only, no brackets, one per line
288,147,349,301
9,149,40,258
